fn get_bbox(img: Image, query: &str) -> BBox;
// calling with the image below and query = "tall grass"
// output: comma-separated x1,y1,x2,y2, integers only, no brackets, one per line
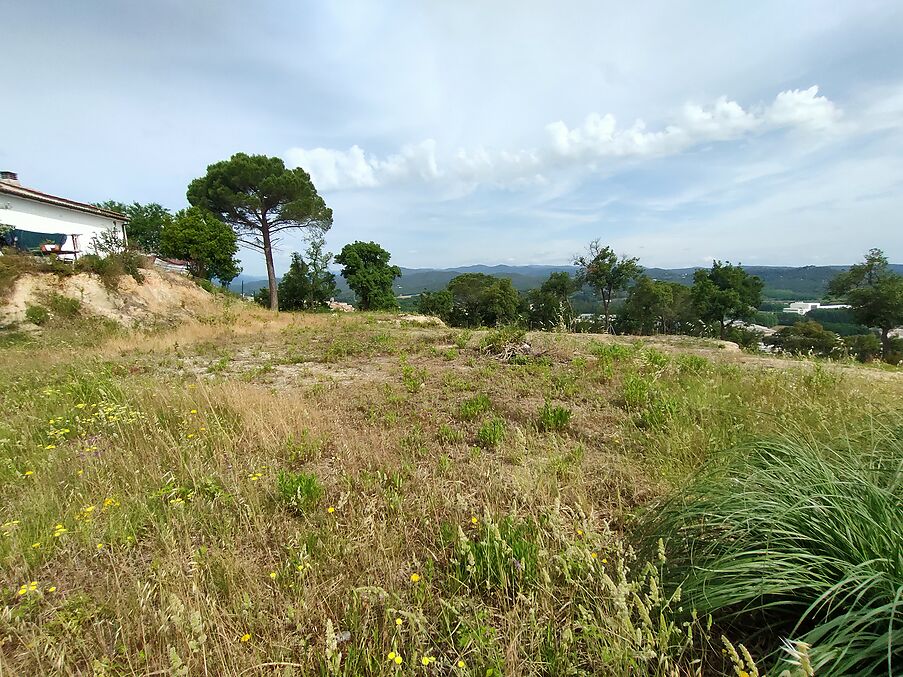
637,427,903,676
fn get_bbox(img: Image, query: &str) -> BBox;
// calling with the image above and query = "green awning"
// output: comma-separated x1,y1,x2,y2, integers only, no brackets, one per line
3,229,68,251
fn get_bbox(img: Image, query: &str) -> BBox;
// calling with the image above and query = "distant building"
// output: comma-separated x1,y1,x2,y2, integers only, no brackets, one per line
782,301,850,315
0,171,127,260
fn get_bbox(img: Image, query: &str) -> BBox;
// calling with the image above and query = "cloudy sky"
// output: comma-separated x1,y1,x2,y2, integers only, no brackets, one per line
4,1,903,275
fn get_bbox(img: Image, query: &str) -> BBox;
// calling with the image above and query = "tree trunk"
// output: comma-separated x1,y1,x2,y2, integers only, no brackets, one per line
261,219,278,311
719,318,726,340
881,327,890,357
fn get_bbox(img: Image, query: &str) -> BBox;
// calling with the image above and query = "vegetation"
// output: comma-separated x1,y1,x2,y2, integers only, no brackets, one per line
95,201,172,254
256,237,337,312
829,248,903,360
638,431,903,676
574,241,642,332
335,241,401,310
765,320,845,357
187,153,333,310
0,305,901,674
691,260,764,339
159,207,241,284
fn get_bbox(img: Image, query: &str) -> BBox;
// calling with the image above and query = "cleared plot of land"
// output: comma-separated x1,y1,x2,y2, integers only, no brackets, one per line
0,308,900,675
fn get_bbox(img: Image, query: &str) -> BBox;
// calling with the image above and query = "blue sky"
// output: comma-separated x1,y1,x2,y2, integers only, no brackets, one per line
3,1,902,276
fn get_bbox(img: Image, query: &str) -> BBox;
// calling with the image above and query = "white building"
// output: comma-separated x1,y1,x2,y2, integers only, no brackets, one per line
782,301,851,315
0,171,128,260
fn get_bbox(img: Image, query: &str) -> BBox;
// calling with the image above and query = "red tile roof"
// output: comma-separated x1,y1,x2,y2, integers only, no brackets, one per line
0,182,128,221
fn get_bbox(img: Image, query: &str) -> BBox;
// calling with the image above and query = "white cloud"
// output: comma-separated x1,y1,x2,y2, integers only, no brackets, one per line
286,86,843,191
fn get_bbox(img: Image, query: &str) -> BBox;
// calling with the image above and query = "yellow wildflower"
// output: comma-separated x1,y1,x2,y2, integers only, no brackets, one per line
269,571,277,579
576,528,583,536
410,573,421,583
421,656,435,665
24,470,34,477
395,617,402,626
190,409,197,415
240,633,251,642
327,506,335,514
47,586,56,593
96,543,105,550
457,660,466,668
45,444,56,450
387,651,396,660
602,558,608,564
394,655,403,665
470,516,478,524
76,403,86,409
591,552,597,559
32,542,41,549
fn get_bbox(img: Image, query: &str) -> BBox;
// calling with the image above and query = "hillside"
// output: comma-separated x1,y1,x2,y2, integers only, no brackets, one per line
235,263,903,303
0,306,900,675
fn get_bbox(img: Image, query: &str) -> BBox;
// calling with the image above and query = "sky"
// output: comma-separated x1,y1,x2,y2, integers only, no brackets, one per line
3,1,903,276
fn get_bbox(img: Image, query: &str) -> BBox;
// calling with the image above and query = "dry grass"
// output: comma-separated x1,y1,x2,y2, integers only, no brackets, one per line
1,307,901,675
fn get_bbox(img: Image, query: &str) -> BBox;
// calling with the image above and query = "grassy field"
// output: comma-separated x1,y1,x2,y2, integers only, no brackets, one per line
1,302,900,675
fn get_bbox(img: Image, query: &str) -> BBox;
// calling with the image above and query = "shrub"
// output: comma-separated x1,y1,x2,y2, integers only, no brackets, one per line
276,470,323,515
24,304,50,326
75,252,146,287
44,292,81,318
479,325,526,355
459,394,491,421
844,334,882,362
765,320,845,358
636,431,903,676
477,417,507,448
537,401,572,432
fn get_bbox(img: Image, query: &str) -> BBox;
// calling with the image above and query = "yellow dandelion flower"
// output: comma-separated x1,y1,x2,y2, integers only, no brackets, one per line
394,655,403,665
47,586,56,593
387,651,396,660
457,660,466,668
470,516,478,524
240,633,251,642
23,470,34,477
410,573,421,583
187,433,196,439
190,409,197,415
96,543,105,550
28,581,38,591
45,444,56,450
269,571,277,579
739,672,750,677
76,403,86,409
32,542,41,548
591,552,597,559
576,528,583,536
421,656,436,665
602,558,608,564
77,469,84,476
17,587,27,596
327,506,335,514
395,617,402,626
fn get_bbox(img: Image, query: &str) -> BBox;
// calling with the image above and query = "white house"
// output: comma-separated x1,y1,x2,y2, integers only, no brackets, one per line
0,171,128,260
782,301,851,315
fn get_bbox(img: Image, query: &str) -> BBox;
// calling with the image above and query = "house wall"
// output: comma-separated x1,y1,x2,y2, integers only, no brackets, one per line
0,194,126,259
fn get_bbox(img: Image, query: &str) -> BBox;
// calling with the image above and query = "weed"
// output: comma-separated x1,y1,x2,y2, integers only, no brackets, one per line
276,470,324,515
537,401,572,432
477,417,507,448
25,304,50,325
459,394,492,421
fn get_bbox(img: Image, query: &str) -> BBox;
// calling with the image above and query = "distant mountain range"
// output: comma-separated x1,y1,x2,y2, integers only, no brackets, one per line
232,263,903,303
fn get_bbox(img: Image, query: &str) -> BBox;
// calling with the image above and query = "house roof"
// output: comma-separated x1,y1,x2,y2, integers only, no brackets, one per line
0,181,128,221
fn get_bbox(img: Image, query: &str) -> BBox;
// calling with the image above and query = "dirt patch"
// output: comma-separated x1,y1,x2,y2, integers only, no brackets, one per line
0,269,214,327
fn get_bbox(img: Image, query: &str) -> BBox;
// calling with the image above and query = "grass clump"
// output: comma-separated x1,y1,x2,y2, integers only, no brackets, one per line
458,394,491,421
275,470,323,515
477,417,507,448
537,401,572,432
637,429,903,676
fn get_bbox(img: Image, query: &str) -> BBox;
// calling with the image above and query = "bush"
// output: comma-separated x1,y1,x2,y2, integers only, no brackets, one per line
636,431,903,676
537,401,572,432
723,325,763,350
276,470,323,515
844,333,882,362
479,325,526,355
44,292,81,318
764,320,845,358
25,304,50,326
75,251,146,288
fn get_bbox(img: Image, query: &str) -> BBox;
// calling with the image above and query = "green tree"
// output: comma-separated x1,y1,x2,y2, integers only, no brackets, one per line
303,233,337,309
617,276,697,335
445,273,520,327
418,290,454,320
574,241,642,332
94,201,172,253
691,261,763,339
187,153,332,310
277,253,312,311
828,248,903,359
526,271,578,329
160,207,241,284
334,241,401,311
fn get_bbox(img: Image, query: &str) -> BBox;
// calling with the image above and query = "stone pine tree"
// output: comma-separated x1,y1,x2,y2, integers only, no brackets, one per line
187,153,332,311
335,241,401,311
828,248,903,360
574,241,642,332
